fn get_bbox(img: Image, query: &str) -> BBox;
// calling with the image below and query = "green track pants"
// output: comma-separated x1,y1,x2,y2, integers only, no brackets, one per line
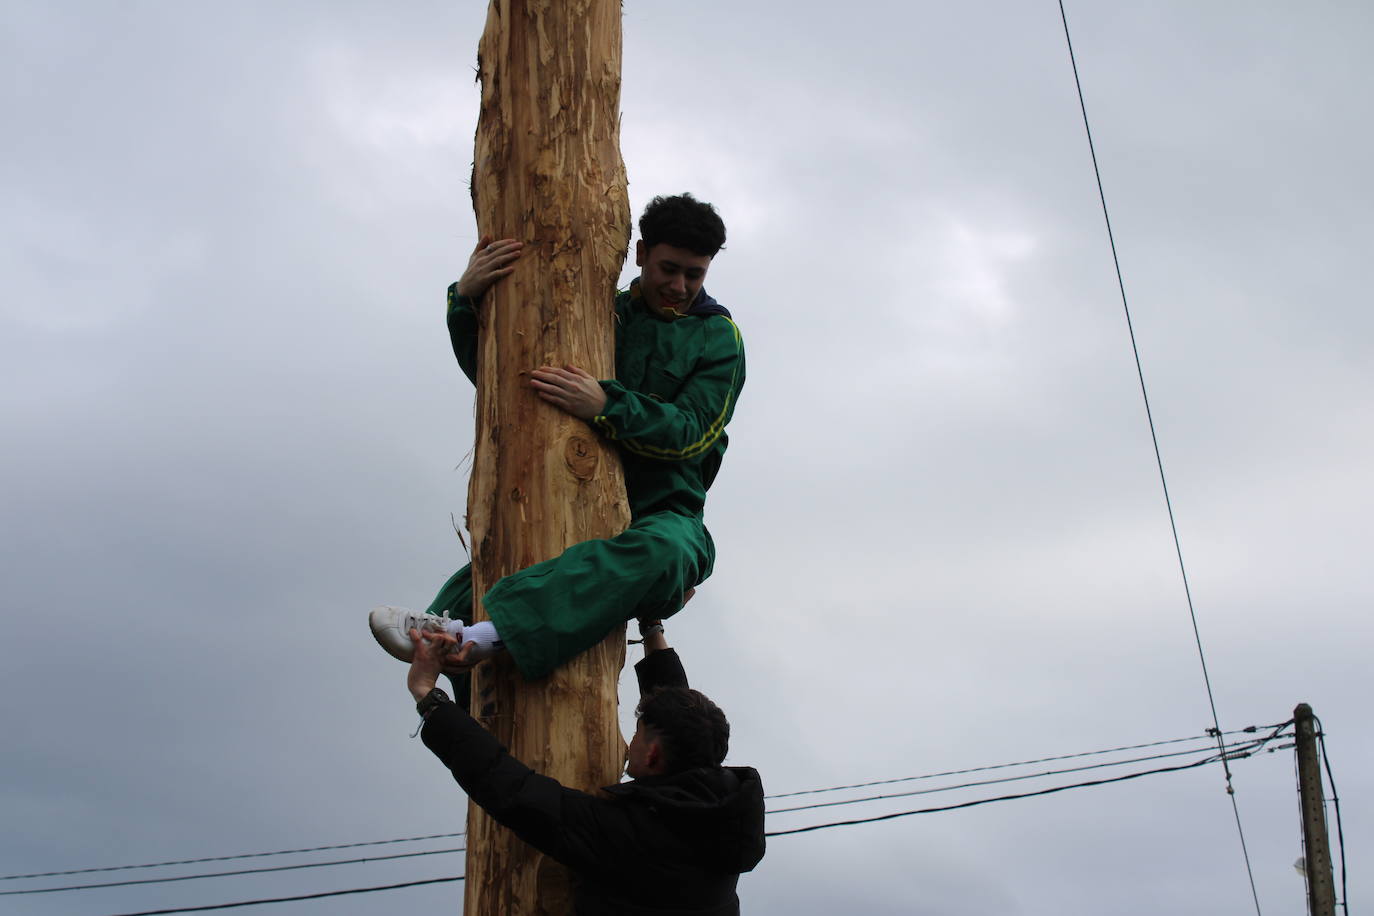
425,510,714,679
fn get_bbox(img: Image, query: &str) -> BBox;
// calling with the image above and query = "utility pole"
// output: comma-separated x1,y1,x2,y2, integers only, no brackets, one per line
1294,703,1336,916
463,2,632,915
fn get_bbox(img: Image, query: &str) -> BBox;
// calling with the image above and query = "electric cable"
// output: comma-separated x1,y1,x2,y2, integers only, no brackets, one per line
1055,3,1263,913
767,754,1219,837
769,725,1280,840
8,730,1247,885
1315,718,1350,915
767,730,1290,816
14,735,1290,897
5,725,1291,890
102,875,464,916
0,831,466,881
82,726,1288,913
0,847,464,897
766,725,1277,800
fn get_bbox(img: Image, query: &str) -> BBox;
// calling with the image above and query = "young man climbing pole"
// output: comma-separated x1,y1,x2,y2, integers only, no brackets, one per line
369,193,745,680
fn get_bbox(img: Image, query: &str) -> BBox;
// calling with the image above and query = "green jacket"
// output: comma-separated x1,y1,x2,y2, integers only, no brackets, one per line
446,280,745,519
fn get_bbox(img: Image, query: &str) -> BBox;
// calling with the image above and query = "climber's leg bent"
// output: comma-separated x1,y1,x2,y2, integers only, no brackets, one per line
482,511,713,679
372,511,712,679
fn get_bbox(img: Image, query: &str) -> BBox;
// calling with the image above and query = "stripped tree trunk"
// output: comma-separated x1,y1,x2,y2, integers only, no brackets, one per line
464,2,631,914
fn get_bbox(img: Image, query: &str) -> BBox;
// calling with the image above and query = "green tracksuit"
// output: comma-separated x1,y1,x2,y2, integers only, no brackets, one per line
426,280,745,679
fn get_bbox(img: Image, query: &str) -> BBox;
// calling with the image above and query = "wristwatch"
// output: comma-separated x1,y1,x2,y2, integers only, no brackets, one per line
638,619,664,638
416,687,453,719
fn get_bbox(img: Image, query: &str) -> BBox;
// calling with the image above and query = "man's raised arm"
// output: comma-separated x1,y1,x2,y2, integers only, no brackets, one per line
632,588,694,696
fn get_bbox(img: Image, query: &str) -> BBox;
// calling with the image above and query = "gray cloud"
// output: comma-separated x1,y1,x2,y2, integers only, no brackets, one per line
3,2,1369,914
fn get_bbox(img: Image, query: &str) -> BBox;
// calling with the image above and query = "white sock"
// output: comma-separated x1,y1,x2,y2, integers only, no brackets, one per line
456,620,505,660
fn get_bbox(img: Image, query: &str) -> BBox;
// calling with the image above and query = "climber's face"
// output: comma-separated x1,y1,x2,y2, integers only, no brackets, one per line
636,241,712,315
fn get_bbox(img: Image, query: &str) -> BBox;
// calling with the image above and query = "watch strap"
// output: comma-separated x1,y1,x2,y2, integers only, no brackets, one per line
416,687,452,719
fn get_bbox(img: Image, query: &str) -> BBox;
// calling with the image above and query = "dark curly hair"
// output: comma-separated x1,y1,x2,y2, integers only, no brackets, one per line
638,193,727,257
636,687,730,772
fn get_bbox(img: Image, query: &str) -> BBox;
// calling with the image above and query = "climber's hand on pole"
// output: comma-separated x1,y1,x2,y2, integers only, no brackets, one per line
530,364,607,419
456,235,523,300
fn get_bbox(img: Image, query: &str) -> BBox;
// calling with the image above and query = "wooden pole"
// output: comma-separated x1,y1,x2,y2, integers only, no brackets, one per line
1294,703,1336,916
465,2,631,914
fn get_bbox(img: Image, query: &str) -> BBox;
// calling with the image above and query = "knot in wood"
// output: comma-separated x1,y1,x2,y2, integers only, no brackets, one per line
564,435,599,481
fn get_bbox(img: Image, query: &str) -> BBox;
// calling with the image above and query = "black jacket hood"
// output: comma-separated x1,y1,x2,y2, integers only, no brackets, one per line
685,289,732,319
604,765,765,873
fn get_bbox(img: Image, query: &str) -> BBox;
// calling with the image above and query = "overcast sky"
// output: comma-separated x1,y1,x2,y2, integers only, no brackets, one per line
3,2,1370,914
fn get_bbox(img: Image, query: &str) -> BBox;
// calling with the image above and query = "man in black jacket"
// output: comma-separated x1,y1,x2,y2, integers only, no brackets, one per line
406,622,765,915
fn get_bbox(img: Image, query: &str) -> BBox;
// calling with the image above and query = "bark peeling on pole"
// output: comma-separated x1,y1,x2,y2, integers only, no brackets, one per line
465,2,631,914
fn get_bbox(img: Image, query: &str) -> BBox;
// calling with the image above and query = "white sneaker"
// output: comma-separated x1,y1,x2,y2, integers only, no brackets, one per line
368,606,456,663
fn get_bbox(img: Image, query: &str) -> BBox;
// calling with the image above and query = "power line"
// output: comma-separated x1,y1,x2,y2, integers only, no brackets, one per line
768,722,1290,834
0,831,466,882
1054,3,1263,914
766,725,1281,801
1,847,465,897
25,742,1254,896
11,738,1280,898
1315,719,1350,916
87,724,1291,913
766,731,1290,816
103,875,464,916
770,752,1224,838
5,725,1289,889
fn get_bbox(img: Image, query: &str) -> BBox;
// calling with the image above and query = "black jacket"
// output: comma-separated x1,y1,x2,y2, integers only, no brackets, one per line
421,649,765,915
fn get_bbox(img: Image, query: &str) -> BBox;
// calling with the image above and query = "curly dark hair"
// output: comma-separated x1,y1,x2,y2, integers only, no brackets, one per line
638,193,727,257
636,687,730,772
